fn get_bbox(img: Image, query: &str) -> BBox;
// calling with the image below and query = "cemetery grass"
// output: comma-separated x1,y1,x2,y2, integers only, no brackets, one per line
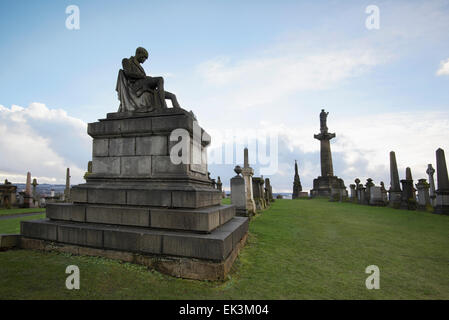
0,208,45,216
0,199,448,299
0,214,45,234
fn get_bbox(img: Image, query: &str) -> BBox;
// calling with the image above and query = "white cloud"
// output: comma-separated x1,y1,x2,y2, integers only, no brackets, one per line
0,103,90,184
436,58,449,76
196,47,389,109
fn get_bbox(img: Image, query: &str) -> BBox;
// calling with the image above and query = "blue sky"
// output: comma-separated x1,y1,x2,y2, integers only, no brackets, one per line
1,0,448,191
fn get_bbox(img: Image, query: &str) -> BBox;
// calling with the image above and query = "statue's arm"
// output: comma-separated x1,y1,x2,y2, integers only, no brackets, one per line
122,58,145,80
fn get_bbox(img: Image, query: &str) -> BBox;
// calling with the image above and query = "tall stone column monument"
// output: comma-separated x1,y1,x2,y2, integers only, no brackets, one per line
241,148,256,215
388,151,402,209
20,47,249,280
310,109,346,198
292,160,302,199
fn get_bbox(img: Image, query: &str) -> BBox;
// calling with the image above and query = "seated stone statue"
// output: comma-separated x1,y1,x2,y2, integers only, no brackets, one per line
116,47,181,112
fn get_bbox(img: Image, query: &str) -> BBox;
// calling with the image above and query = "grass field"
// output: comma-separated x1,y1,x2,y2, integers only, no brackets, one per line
0,208,45,216
0,199,448,300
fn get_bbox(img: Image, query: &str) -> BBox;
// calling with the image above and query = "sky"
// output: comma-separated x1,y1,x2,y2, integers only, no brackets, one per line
0,0,448,192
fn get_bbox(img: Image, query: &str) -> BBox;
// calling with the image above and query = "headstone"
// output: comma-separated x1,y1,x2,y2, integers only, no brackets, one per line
349,184,357,202
252,177,266,210
365,178,374,205
434,148,449,215
231,166,249,216
241,148,256,215
310,109,346,197
400,167,417,210
388,151,402,208
380,181,388,205
426,164,436,207
31,178,39,208
264,178,273,205
415,179,431,211
369,186,385,206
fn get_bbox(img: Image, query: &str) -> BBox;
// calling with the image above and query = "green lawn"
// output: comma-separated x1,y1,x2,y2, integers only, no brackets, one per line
0,214,46,234
0,208,45,216
0,199,448,299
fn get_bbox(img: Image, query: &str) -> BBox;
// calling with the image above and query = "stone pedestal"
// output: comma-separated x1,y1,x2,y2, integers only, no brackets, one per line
21,109,248,280
400,168,417,210
252,177,266,210
349,184,357,203
241,148,256,215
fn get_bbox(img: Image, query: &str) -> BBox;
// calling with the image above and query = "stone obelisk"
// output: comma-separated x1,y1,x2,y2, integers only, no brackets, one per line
310,109,346,198
23,172,33,208
292,160,302,199
241,148,256,215
400,167,416,210
388,151,402,208
434,148,449,215
426,164,436,207
64,168,71,203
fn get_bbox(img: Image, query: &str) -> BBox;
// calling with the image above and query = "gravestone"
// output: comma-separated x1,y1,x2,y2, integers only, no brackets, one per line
415,179,431,211
365,178,374,205
231,166,249,217
380,182,389,205
369,186,385,206
434,148,449,215
252,177,265,211
388,151,402,209
20,50,248,280
349,184,357,203
400,167,417,210
426,164,436,207
241,148,256,215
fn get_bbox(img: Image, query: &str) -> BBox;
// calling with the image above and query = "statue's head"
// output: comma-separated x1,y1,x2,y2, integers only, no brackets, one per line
135,47,148,63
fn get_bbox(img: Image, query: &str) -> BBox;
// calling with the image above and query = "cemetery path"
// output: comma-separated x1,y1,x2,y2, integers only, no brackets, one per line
0,212,45,220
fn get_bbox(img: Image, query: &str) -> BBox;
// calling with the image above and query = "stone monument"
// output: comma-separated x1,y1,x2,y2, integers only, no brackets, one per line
400,167,417,210
415,179,431,211
23,172,33,208
434,148,449,215
20,48,248,280
310,109,346,198
231,165,248,216
241,148,256,215
388,151,402,209
0,179,17,209
64,168,71,203
426,164,436,207
292,160,302,199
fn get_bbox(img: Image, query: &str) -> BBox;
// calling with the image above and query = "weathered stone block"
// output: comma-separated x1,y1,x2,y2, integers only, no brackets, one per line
136,136,167,156
86,206,150,227
21,220,57,241
104,229,140,252
88,120,121,137
109,137,135,156
121,117,152,134
140,234,162,254
92,156,120,174
162,231,232,261
150,206,220,232
58,225,103,247
71,188,87,203
171,190,220,208
120,156,151,176
219,205,235,225
46,203,86,222
87,188,126,205
152,155,187,175
93,138,109,157
151,114,193,133
0,234,20,249
126,189,171,207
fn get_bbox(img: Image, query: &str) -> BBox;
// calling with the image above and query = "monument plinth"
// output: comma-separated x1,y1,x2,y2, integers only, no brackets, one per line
20,48,248,280
310,109,346,198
